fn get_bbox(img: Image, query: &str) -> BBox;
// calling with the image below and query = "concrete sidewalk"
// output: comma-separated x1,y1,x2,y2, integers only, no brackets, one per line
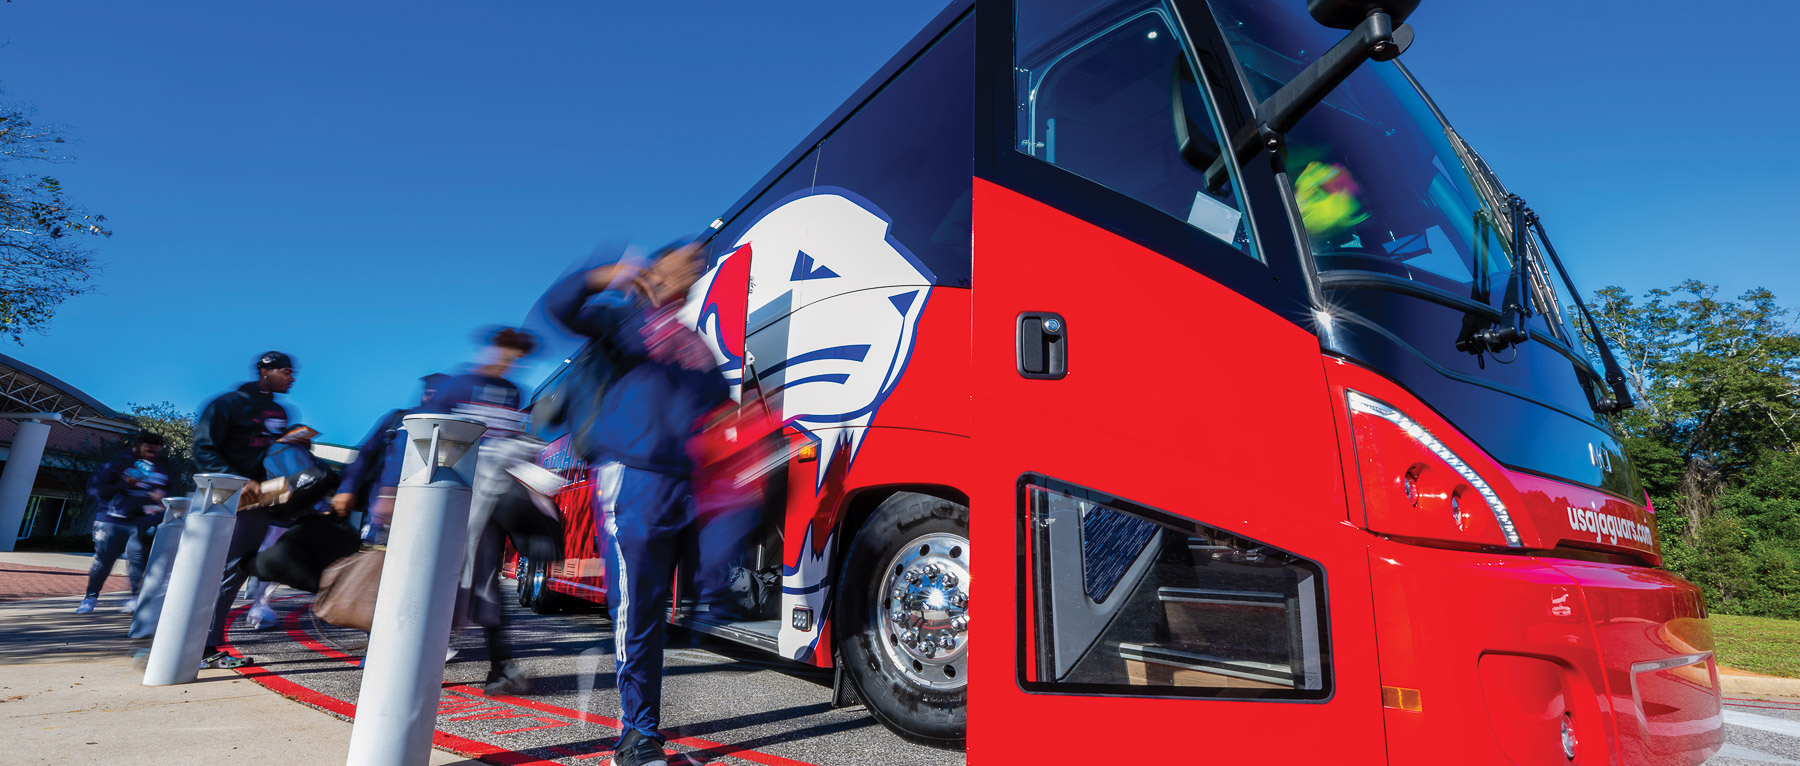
0,564,473,764
3,550,133,574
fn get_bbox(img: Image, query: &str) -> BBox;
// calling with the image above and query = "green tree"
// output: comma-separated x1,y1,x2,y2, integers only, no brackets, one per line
0,91,109,342
127,401,198,489
1594,281,1800,616
60,402,197,536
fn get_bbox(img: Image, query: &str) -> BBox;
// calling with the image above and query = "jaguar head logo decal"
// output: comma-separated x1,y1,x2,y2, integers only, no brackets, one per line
682,189,934,488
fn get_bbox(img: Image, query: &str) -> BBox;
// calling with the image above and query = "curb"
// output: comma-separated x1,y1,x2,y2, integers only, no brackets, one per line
1720,670,1800,698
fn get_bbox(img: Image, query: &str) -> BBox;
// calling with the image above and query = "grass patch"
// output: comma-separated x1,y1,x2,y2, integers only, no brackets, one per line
1710,614,1800,678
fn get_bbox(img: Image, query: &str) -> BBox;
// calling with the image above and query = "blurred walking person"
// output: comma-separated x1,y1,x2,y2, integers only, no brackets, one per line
190,351,296,669
425,328,538,693
544,238,728,766
241,423,334,630
332,373,450,543
78,433,176,614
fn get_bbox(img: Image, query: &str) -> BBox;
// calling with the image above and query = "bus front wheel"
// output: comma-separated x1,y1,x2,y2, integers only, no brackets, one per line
515,557,534,608
836,492,968,746
524,559,563,614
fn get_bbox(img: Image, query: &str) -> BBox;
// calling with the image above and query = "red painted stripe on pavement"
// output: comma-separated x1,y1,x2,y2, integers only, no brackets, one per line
221,600,558,765
234,597,826,766
453,685,821,766
276,601,361,666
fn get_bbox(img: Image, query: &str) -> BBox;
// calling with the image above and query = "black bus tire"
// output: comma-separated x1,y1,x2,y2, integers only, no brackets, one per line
527,560,562,614
515,557,533,608
835,492,969,747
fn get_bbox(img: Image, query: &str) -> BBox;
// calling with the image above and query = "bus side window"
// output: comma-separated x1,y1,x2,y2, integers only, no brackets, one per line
1016,0,1259,260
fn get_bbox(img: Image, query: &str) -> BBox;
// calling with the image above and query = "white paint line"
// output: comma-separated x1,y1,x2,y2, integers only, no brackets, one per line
1715,743,1800,765
1725,708,1800,739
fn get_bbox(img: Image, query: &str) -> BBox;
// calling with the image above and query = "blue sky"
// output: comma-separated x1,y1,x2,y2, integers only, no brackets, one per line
1,1,1792,442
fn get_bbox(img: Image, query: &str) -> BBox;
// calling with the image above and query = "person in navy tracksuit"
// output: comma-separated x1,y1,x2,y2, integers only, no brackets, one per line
422,327,539,694
544,237,726,766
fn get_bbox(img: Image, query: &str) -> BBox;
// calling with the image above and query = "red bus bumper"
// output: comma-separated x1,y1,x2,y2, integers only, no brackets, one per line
1370,539,1723,765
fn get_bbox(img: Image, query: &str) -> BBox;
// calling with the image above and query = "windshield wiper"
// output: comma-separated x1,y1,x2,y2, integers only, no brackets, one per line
1395,62,1631,412
1457,193,1535,353
1394,63,1533,355
1458,186,1634,412
1468,192,1635,413
1523,205,1635,412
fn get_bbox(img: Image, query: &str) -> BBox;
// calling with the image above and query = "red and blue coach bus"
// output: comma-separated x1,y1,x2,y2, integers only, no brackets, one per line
518,0,1725,762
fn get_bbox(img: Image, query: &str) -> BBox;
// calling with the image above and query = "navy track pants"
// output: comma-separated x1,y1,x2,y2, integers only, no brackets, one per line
597,461,756,738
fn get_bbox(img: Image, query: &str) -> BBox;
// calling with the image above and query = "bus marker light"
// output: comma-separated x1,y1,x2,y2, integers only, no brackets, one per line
1381,685,1423,712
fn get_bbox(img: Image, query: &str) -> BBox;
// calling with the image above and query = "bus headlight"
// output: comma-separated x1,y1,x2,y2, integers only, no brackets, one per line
1346,390,1522,547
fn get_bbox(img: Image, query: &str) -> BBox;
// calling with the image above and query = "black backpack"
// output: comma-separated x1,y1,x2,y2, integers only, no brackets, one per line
260,442,342,523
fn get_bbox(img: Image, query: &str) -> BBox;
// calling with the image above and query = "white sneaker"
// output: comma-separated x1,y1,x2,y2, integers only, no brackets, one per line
246,604,278,631
120,597,138,614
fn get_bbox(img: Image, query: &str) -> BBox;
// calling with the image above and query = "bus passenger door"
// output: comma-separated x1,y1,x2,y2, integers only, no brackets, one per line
968,0,1384,761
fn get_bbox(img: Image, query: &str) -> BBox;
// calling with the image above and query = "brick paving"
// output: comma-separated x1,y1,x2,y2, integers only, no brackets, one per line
0,562,128,601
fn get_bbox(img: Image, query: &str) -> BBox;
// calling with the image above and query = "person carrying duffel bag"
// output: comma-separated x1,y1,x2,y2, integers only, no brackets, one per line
238,426,352,628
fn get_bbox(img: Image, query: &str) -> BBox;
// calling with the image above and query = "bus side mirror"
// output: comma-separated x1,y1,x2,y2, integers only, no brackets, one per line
1309,0,1419,30
1218,7,1414,177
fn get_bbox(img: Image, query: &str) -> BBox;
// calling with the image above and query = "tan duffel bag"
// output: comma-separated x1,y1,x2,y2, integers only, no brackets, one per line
312,548,384,631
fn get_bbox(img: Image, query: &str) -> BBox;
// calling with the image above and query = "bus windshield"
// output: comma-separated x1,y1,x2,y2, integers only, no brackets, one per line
1208,0,1607,401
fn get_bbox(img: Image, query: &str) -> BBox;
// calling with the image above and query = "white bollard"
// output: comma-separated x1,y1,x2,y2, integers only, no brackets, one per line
346,414,486,766
127,496,193,640
143,475,248,686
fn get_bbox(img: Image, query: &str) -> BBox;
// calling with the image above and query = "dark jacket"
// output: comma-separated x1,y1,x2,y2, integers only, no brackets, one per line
338,408,406,508
87,451,178,525
544,269,728,475
422,372,525,439
192,381,289,480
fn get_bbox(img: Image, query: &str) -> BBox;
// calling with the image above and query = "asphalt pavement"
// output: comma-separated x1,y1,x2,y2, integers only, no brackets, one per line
216,589,1800,766
1713,697,1800,765
3,545,1791,765
219,591,965,766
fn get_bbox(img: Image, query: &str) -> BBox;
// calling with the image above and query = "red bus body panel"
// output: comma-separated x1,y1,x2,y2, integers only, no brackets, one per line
970,179,1389,760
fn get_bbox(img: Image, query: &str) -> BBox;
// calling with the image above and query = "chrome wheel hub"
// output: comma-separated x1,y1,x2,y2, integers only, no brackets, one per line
875,532,969,691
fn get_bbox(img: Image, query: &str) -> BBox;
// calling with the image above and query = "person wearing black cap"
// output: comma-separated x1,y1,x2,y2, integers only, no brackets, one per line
77,432,177,615
190,350,296,669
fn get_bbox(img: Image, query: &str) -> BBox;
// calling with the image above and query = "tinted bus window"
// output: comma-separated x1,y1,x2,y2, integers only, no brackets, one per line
812,18,974,292
1016,0,1258,259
